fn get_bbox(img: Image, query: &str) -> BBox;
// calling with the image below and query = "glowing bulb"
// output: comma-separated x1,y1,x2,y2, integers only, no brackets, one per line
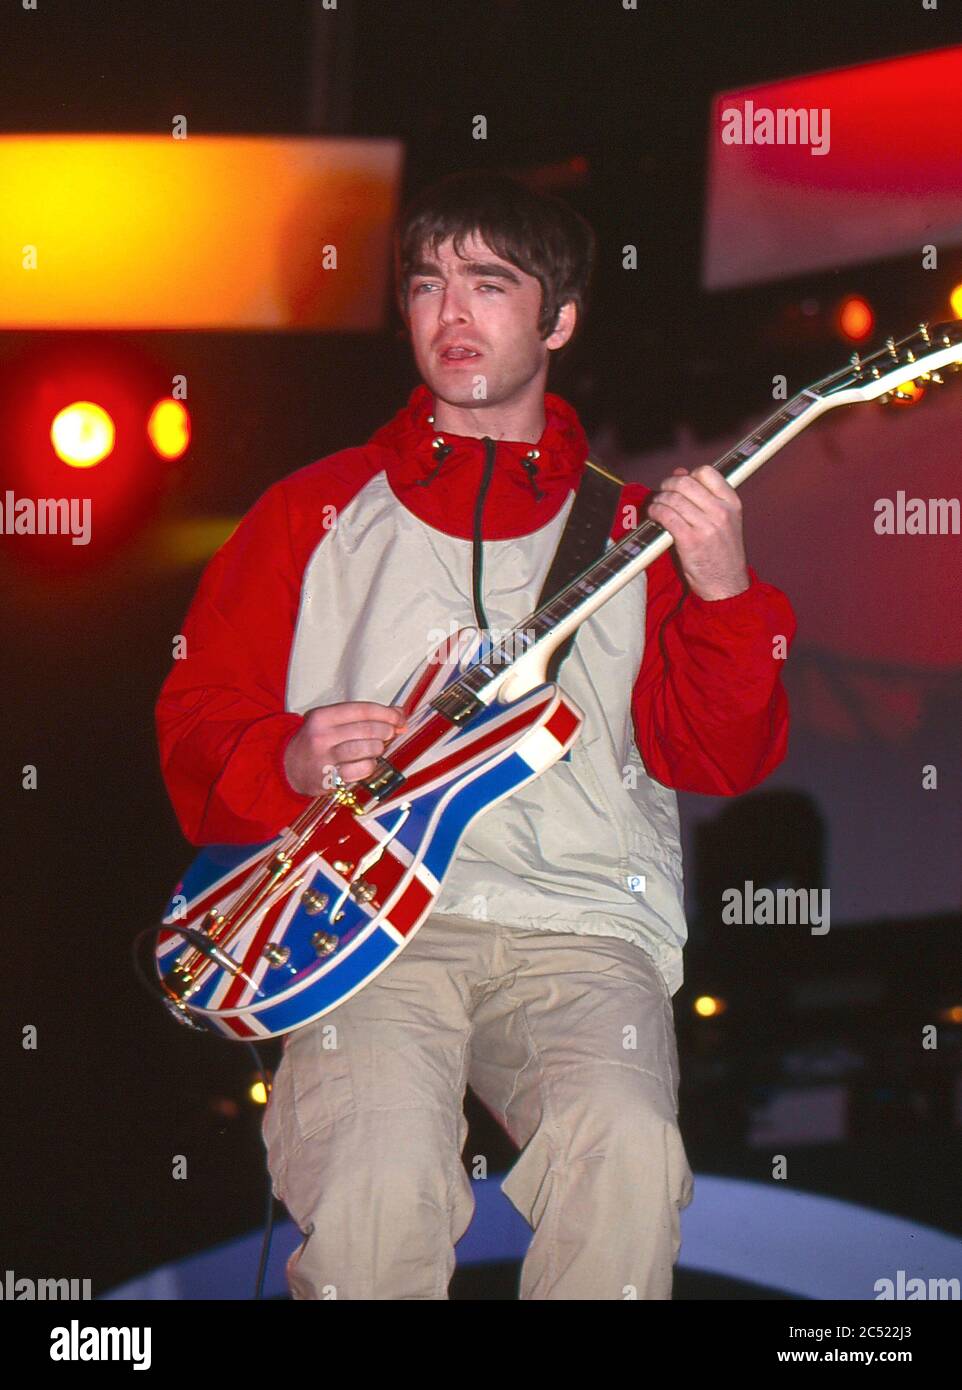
50,401,115,467
693,994,726,1018
147,398,190,460
249,1080,268,1105
838,296,874,342
889,379,925,407
949,283,962,319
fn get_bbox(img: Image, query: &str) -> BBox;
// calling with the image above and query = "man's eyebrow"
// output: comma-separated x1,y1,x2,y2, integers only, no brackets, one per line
409,259,523,286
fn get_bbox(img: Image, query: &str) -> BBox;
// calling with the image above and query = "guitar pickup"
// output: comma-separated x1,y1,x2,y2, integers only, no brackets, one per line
364,757,406,801
431,690,484,725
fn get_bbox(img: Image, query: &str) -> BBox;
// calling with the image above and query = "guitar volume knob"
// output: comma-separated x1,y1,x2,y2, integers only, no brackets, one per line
349,877,376,903
301,888,330,915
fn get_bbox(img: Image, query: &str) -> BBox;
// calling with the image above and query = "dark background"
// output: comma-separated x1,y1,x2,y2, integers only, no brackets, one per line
1,0,960,1299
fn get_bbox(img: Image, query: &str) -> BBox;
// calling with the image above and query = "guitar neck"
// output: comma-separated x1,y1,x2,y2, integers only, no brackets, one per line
443,387,826,709
425,320,962,717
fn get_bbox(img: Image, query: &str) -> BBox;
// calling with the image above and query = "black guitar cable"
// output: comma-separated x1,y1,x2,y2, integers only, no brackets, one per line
131,926,279,1300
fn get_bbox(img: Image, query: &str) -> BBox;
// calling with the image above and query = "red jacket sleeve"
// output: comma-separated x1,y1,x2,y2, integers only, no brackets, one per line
628,487,797,796
155,479,314,845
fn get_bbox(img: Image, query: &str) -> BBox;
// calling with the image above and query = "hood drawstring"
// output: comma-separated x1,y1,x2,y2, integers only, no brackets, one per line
522,448,545,501
417,431,545,500
417,436,454,487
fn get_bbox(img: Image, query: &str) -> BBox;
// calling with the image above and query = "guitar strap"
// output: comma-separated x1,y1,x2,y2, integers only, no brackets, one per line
535,457,624,682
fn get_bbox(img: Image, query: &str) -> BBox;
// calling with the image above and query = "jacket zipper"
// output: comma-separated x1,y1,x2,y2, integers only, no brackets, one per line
472,437,497,630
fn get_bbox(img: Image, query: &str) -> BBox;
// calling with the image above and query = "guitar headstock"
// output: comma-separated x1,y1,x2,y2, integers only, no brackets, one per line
817,321,962,405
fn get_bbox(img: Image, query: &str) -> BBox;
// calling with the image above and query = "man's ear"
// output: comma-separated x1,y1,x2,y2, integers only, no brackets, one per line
546,300,577,350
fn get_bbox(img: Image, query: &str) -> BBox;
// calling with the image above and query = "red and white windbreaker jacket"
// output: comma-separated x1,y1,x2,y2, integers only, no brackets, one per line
155,384,796,996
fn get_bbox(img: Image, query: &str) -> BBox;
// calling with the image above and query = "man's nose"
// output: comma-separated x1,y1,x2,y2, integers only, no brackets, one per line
437,285,471,325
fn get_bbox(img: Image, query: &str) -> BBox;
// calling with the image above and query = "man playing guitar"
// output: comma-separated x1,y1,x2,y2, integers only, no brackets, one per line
155,170,795,1299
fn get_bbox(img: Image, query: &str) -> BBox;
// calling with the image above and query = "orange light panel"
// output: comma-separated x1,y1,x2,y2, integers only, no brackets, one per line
0,136,402,329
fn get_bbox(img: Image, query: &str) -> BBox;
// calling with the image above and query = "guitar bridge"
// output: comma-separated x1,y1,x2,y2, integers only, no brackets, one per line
162,963,200,1002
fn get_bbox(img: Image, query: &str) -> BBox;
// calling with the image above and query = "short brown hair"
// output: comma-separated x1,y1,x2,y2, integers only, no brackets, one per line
395,170,595,339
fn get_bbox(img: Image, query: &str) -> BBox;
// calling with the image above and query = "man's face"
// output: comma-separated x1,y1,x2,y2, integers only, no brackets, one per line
405,232,572,414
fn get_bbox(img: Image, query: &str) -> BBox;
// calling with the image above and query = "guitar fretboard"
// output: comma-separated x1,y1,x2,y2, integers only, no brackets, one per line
435,388,821,712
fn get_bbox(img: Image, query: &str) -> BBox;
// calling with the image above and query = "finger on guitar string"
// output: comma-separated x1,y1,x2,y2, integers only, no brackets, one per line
283,700,409,795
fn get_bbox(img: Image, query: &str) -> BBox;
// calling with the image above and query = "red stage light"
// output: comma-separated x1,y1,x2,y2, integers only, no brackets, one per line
1,339,178,570
837,295,874,342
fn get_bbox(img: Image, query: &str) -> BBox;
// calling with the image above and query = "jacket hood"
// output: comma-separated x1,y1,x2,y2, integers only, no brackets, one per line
367,383,590,542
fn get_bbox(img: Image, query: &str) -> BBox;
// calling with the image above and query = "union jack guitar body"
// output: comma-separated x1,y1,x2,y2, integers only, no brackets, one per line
154,321,962,1038
157,628,582,1039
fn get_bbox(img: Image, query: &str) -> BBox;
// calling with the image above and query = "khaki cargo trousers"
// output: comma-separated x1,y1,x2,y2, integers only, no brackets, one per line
261,911,694,1300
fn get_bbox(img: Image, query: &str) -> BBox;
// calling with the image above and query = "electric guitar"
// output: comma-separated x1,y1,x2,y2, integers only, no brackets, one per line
153,322,962,1039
